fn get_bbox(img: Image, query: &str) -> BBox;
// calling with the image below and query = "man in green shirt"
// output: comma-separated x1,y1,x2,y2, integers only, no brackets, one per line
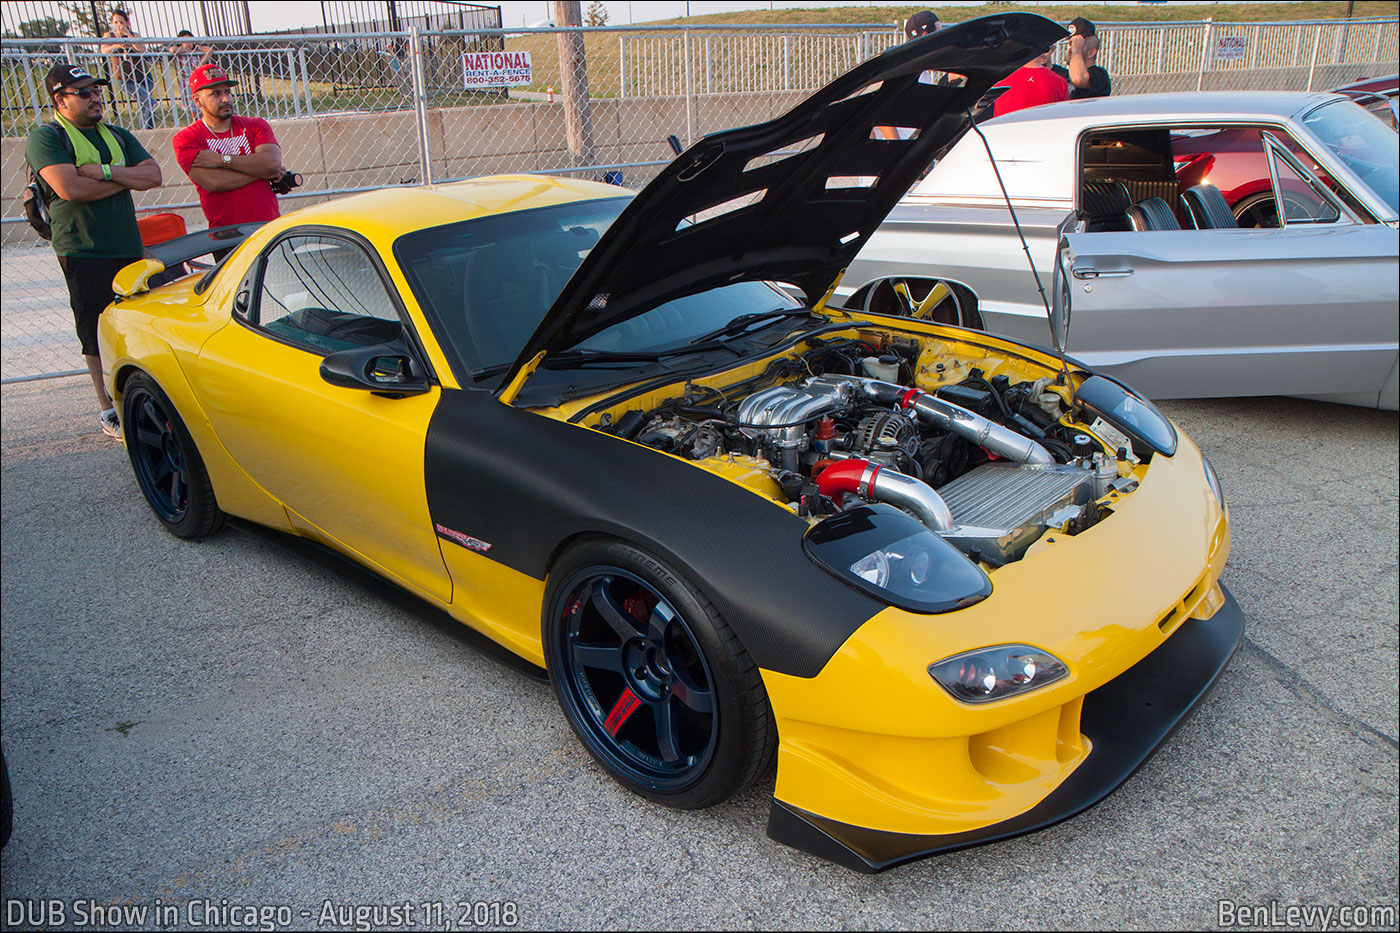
26,64,162,438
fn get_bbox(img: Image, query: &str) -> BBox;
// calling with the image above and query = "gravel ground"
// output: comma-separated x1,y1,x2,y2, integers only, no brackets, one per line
2,375,1396,931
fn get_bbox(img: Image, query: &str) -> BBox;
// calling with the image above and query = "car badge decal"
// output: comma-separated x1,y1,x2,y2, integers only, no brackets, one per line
434,522,492,552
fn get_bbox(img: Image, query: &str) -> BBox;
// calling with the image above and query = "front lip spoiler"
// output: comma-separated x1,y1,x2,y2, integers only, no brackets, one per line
766,583,1246,873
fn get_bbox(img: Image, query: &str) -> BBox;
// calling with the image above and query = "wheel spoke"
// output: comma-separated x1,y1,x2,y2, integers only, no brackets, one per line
652,698,682,763
670,671,713,715
590,578,643,641
135,423,164,452
167,468,186,507
572,640,625,673
646,599,676,644
602,686,643,738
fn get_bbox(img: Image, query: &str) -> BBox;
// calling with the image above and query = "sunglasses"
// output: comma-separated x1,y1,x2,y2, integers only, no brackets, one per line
62,88,104,100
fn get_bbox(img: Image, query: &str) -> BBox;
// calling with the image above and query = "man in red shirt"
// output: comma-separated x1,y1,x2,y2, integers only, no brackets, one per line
991,51,1069,118
173,64,284,229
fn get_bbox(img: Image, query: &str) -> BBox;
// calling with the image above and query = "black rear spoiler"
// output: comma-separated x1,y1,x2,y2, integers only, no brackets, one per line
114,221,266,296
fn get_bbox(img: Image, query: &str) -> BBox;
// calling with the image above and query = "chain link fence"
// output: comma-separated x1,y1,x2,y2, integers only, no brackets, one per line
2,17,1396,382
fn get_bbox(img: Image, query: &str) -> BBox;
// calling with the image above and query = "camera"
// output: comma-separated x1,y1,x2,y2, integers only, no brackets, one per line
270,169,303,195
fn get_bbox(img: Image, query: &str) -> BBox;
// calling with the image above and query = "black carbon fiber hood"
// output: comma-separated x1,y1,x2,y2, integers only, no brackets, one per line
502,12,1067,393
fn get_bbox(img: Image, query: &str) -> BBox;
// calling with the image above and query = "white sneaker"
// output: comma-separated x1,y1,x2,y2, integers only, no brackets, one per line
100,408,121,439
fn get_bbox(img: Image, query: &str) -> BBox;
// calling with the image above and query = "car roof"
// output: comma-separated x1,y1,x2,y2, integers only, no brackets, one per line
983,90,1342,127
279,174,629,244
914,91,1348,204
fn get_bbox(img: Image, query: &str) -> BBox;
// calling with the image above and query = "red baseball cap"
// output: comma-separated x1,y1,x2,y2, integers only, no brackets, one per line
189,64,237,94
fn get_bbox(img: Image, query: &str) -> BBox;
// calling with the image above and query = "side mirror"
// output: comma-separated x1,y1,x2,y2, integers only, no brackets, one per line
320,338,430,397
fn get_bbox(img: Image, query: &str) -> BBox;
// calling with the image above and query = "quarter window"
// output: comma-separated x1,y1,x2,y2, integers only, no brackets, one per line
255,234,403,354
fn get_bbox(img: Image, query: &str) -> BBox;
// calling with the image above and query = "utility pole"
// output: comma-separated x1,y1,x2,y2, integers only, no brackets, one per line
552,1,596,169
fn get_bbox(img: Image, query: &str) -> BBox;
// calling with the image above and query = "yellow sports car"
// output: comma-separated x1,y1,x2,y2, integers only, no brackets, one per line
100,13,1241,872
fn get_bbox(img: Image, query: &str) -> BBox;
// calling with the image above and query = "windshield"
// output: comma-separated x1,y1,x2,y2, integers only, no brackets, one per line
573,281,803,355
396,196,806,382
1303,98,1399,213
396,197,629,379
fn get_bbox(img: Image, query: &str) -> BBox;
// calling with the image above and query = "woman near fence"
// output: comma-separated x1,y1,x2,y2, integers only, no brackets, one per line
100,8,157,129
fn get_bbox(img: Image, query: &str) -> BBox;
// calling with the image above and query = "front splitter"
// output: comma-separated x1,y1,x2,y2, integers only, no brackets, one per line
767,583,1246,872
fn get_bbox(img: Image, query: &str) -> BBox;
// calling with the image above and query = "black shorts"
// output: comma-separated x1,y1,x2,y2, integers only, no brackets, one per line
57,255,138,357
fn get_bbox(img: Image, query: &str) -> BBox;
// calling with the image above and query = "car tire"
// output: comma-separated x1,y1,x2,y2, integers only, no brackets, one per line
121,372,225,539
1232,191,1322,228
852,277,982,329
543,538,777,809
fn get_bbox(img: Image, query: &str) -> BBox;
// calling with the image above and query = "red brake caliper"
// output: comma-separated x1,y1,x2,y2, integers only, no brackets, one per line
603,687,643,737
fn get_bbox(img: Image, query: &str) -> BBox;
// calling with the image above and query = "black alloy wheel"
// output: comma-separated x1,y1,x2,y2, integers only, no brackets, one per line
544,540,776,809
121,372,224,539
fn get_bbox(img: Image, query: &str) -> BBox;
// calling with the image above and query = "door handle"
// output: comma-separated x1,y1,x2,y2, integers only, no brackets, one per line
1075,263,1131,277
1072,267,1134,279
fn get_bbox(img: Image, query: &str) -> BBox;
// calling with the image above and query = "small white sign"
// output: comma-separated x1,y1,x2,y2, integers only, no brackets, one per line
1214,35,1247,61
462,50,532,89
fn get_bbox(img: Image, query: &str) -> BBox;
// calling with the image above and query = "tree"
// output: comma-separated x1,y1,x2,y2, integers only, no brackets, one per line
16,16,69,53
62,1,116,39
584,1,608,27
19,17,70,39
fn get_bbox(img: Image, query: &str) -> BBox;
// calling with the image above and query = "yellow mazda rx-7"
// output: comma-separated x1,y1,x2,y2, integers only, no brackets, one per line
99,13,1241,872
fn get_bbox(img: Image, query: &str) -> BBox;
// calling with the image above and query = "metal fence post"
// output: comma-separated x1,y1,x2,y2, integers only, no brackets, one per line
683,27,694,146
20,47,44,128
1197,19,1213,92
1372,22,1383,63
783,34,792,91
163,60,180,125
705,35,712,94
1307,24,1322,91
619,35,626,98
409,27,433,185
298,44,314,118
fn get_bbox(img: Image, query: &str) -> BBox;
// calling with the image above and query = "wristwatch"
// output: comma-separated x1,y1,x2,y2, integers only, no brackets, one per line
221,154,232,167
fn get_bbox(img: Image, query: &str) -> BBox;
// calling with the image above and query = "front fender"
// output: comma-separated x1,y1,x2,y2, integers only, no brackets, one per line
423,388,885,679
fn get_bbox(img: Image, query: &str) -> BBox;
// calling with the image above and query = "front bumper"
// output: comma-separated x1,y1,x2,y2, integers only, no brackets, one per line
767,583,1244,872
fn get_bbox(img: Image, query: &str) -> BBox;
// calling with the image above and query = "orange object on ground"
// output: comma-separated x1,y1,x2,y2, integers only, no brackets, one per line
137,213,187,248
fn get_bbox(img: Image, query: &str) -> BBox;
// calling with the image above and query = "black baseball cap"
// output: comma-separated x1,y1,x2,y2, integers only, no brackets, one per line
905,11,940,40
1068,17,1096,37
46,64,110,94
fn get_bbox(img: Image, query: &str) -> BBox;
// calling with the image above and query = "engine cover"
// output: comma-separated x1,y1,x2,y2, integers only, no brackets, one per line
935,463,1094,564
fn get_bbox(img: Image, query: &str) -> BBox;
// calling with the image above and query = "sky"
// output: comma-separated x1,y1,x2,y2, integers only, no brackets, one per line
247,1,1226,32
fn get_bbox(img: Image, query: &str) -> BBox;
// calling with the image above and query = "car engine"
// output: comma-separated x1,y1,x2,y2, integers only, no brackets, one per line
602,336,1132,565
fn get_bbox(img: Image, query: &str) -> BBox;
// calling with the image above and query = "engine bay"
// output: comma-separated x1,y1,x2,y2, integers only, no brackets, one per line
591,329,1146,567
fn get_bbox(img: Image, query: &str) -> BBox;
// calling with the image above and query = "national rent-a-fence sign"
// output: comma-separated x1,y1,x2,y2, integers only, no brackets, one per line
462,51,532,89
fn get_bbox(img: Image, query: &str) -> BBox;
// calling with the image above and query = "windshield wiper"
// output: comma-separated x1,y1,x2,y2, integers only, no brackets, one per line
684,308,821,347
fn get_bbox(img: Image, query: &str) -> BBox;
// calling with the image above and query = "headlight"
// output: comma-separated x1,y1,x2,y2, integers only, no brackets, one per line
928,645,1069,704
1202,452,1225,509
1076,375,1177,458
803,504,991,613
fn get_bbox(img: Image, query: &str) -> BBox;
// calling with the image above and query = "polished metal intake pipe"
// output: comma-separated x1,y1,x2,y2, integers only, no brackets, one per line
854,379,1056,467
815,458,955,533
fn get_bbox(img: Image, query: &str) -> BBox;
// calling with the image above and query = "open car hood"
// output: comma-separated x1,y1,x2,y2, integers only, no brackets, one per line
503,12,1067,393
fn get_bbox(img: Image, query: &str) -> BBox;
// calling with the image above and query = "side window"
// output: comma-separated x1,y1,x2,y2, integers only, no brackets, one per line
1264,141,1342,226
255,235,403,354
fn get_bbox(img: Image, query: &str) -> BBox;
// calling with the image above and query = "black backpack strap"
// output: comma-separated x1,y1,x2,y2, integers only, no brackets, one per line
47,121,74,160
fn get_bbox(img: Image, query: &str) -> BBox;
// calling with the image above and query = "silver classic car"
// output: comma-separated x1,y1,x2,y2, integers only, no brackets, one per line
840,92,1399,409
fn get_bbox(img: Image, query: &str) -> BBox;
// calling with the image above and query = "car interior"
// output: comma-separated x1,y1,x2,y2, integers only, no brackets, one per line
1076,125,1340,232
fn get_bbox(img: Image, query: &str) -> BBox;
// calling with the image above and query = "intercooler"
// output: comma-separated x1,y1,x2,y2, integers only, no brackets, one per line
935,463,1094,564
